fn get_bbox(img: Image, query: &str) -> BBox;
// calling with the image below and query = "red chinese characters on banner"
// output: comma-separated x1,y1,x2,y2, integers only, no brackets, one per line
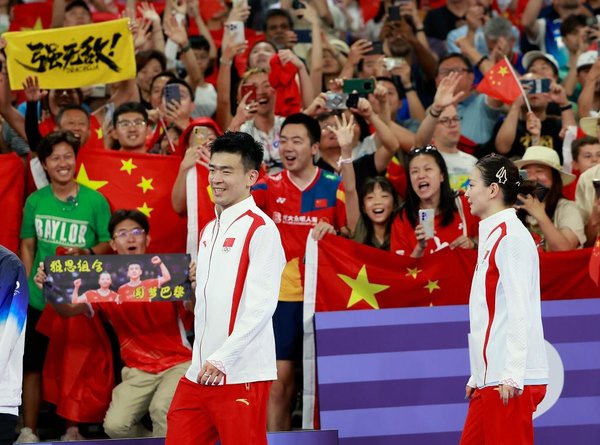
76,150,187,254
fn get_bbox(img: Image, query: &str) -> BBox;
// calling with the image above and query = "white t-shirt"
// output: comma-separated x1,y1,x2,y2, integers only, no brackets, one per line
440,150,477,191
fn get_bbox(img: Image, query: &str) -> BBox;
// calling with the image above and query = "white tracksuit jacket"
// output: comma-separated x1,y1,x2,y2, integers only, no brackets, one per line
186,196,286,385
467,208,549,390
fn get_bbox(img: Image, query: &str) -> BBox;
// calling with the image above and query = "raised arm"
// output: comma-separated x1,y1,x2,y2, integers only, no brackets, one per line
415,72,465,147
153,256,172,286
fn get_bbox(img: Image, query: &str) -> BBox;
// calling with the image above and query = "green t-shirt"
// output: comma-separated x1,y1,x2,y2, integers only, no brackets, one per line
20,185,111,310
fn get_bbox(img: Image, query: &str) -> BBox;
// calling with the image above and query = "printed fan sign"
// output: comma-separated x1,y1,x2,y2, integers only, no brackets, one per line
4,18,135,90
43,254,193,304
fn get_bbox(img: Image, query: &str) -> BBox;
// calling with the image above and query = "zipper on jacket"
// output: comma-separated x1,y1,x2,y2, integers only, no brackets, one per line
199,218,220,364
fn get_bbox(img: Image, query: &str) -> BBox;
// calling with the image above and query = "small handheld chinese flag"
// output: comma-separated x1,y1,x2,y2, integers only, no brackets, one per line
476,58,522,105
589,236,600,286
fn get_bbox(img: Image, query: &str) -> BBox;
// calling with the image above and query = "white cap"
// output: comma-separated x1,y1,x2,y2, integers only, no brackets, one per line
522,51,560,73
577,51,598,70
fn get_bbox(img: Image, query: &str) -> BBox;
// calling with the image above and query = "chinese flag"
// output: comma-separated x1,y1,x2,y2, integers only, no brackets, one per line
9,2,52,31
0,153,24,253
359,0,381,23
589,237,600,286
76,150,187,254
306,236,600,313
476,58,522,104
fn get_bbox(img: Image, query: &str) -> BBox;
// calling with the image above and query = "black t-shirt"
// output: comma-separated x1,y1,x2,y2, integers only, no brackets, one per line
316,153,380,194
424,6,463,41
488,116,564,162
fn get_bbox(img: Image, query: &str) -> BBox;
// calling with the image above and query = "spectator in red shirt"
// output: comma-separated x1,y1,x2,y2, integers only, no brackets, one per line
34,210,194,438
391,145,479,257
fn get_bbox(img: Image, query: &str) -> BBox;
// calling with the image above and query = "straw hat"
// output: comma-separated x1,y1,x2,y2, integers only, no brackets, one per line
514,146,575,185
580,116,599,137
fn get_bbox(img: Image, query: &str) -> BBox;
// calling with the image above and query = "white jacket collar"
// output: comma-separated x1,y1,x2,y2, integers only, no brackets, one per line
479,208,516,241
214,195,256,227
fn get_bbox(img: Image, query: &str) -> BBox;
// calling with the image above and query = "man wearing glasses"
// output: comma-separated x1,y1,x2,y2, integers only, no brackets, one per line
432,105,477,191
435,54,504,148
33,209,193,439
111,102,151,154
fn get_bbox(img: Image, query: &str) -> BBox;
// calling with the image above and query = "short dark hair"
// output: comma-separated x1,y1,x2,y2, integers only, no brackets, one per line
281,113,321,145
56,104,90,126
165,78,195,102
65,0,91,14
437,53,474,75
190,35,210,52
136,49,167,72
108,209,150,237
475,154,521,206
210,132,263,172
560,14,587,37
263,9,293,31
572,136,600,160
112,102,148,128
38,130,80,165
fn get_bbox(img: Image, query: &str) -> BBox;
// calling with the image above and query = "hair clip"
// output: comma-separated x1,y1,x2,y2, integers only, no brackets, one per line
496,166,508,185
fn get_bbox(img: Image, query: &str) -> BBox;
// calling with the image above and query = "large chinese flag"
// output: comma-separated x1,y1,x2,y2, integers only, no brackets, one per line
307,235,600,313
0,153,24,253
76,150,186,254
302,234,600,428
476,58,522,104
9,2,52,31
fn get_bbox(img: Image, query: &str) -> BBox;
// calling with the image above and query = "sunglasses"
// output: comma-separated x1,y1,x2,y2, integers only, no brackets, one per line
408,145,439,156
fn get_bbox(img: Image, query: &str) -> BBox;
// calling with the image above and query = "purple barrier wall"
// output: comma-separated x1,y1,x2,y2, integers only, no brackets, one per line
314,298,600,444
38,429,339,445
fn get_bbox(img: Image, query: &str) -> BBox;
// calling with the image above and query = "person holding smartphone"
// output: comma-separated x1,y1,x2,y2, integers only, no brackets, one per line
390,145,479,257
461,154,548,445
513,146,584,251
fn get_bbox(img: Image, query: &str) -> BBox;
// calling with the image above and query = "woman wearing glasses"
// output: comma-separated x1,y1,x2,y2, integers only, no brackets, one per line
390,145,479,257
461,154,548,445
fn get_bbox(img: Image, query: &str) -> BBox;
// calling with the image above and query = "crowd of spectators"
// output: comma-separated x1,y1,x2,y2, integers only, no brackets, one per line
2,0,600,441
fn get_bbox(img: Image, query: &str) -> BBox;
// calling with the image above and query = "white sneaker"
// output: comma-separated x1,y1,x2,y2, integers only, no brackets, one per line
15,427,39,443
60,426,85,441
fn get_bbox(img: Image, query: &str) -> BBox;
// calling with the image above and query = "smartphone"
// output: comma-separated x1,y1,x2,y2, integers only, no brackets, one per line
593,179,600,199
295,29,312,43
325,92,348,110
190,126,209,147
383,57,405,71
533,183,549,202
164,84,181,104
418,209,435,239
520,78,551,94
240,84,257,102
346,92,359,109
388,6,401,21
225,21,245,44
342,77,376,94
516,180,548,204
365,41,384,55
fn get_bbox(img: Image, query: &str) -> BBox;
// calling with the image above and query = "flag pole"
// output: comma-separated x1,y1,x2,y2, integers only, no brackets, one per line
505,55,531,113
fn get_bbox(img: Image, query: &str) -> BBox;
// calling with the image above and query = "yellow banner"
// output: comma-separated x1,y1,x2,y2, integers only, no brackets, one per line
4,19,135,90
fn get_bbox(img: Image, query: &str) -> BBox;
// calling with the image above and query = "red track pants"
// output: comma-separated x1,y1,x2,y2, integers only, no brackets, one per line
460,385,547,445
166,377,271,445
